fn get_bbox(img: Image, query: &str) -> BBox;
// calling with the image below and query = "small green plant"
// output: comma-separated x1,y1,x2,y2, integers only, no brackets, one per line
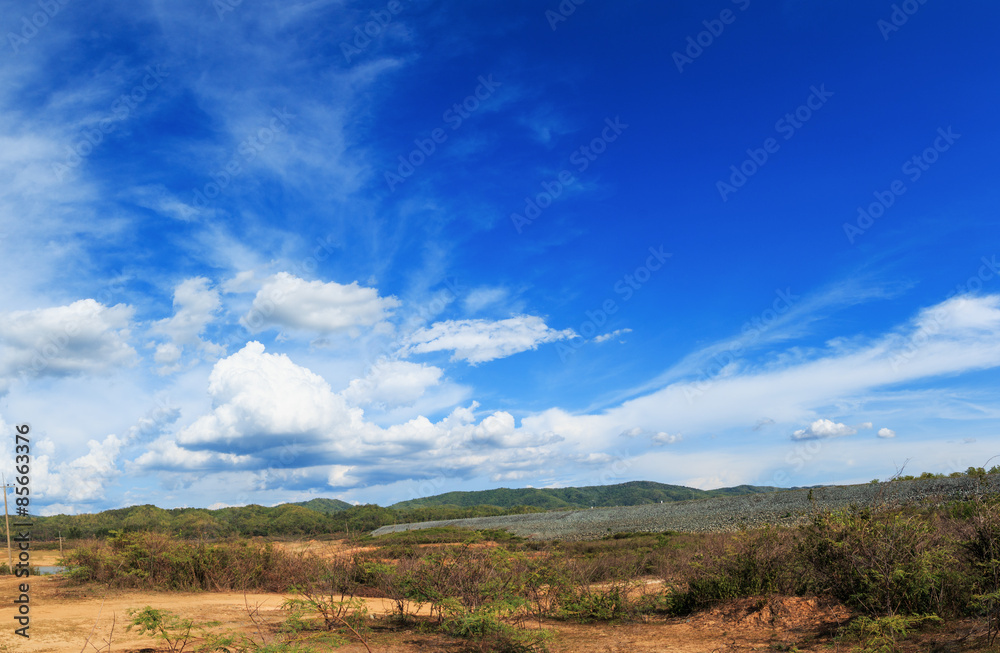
441,600,551,652
557,583,633,622
125,606,230,653
843,614,940,653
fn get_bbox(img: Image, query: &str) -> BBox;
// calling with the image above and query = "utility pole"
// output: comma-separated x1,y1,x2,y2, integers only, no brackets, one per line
2,475,12,575
58,532,64,556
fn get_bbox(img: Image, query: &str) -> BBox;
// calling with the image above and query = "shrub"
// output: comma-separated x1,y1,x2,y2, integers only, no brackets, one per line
670,526,796,614
842,614,941,653
798,506,961,616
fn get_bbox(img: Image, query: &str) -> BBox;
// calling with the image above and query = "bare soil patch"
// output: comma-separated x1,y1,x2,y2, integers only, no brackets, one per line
0,574,987,653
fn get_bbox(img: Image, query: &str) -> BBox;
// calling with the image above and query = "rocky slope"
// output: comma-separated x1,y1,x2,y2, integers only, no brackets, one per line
371,475,1000,541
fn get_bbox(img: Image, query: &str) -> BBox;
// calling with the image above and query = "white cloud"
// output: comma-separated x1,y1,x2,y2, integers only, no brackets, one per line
521,294,1000,453
652,432,682,445
153,277,222,342
791,419,857,440
138,344,565,488
244,272,400,335
342,360,443,407
0,300,136,393
32,433,124,503
878,427,896,438
594,328,632,343
175,341,366,452
402,315,576,364
150,277,226,373
154,342,182,365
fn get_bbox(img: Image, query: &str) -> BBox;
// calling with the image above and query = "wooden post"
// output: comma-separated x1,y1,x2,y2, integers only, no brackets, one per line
59,532,64,556
2,475,12,575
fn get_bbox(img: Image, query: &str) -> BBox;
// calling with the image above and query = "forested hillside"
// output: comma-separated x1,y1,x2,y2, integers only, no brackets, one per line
26,481,784,540
388,480,784,510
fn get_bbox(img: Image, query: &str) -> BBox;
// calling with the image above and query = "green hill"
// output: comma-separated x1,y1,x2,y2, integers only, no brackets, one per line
388,480,785,511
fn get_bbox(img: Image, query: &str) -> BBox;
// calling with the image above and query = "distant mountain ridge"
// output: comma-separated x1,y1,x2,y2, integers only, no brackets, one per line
28,481,790,540
386,480,785,511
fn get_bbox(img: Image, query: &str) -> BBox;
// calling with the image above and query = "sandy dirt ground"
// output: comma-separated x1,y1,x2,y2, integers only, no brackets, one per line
0,573,854,653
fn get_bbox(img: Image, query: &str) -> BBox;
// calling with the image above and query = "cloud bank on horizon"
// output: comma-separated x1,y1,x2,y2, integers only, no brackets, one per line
0,0,998,514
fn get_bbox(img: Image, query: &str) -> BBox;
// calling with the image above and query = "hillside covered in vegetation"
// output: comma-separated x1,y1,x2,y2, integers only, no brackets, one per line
27,480,785,540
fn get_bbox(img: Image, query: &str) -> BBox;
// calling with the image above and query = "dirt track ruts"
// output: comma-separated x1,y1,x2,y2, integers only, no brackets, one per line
371,476,1000,541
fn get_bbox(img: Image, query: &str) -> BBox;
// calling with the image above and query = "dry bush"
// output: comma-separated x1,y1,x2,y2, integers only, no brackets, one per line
65,530,322,591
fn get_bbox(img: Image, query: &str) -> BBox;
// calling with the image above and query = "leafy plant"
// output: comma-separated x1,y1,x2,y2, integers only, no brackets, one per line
125,606,230,653
843,614,940,653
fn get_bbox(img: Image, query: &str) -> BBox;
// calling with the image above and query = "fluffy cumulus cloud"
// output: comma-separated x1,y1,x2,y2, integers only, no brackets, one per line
342,360,443,407
31,434,125,505
151,277,225,371
791,419,857,440
402,315,576,364
244,273,400,335
135,343,568,490
0,300,136,394
878,427,897,438
175,341,367,454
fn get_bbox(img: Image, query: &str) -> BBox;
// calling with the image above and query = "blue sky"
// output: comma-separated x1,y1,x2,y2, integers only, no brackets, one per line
1,0,999,515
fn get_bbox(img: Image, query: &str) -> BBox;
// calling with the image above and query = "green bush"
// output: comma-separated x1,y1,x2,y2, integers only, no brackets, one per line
842,614,941,653
798,506,962,616
556,583,633,622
